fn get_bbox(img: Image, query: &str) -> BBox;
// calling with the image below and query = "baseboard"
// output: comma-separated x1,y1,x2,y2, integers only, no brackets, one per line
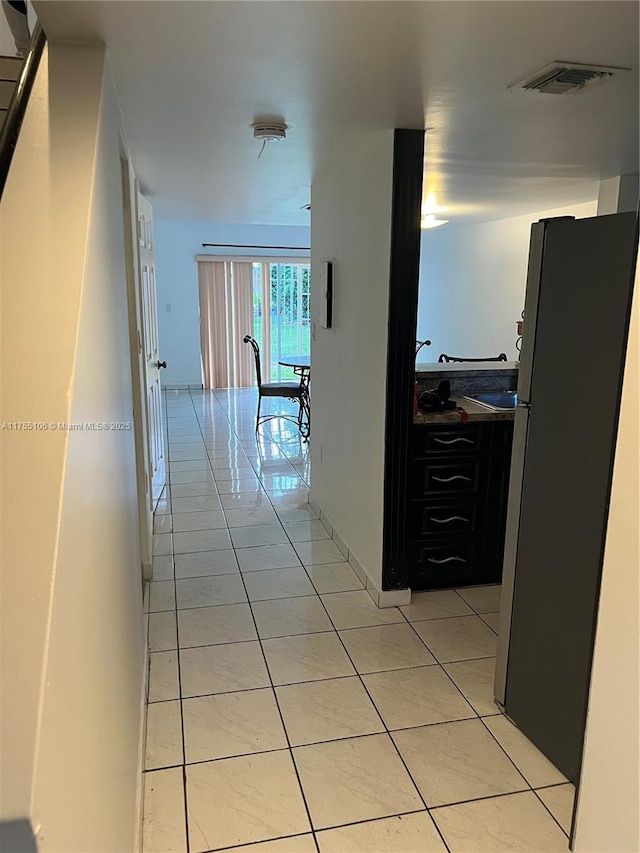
373,586,412,607
344,547,411,607
163,383,203,390
133,630,150,853
309,496,411,608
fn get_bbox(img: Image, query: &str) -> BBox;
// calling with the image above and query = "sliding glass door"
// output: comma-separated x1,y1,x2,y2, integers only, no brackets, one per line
252,261,311,381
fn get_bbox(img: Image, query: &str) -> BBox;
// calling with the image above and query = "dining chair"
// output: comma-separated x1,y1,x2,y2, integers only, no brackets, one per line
415,339,432,358
438,352,508,363
243,335,308,436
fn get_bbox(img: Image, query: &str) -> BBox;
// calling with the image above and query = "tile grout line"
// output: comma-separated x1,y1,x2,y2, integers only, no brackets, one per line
475,718,539,796
147,669,506,711
303,588,454,853
223,493,321,851
200,830,316,853
405,592,572,830
398,603,509,729
401,615,493,721
145,714,496,763
530,787,572,839
154,391,569,852
299,582,567,846
399,602,569,812
211,390,310,505
451,586,500,630
173,393,193,853
189,389,321,852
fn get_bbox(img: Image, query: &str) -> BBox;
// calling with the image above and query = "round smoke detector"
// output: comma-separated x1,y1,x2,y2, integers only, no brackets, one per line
252,121,287,141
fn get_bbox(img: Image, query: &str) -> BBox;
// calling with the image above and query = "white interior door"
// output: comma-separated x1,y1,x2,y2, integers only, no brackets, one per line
137,194,166,507
121,161,152,579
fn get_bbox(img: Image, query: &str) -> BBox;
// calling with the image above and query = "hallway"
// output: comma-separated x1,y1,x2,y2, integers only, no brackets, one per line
142,389,574,853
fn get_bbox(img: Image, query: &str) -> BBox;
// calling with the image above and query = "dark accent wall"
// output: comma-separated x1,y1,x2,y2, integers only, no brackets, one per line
382,129,425,590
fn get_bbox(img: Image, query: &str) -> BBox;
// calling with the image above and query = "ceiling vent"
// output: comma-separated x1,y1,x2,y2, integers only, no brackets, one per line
509,60,630,95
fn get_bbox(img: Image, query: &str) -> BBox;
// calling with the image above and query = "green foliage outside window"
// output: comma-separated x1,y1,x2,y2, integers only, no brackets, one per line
251,263,311,381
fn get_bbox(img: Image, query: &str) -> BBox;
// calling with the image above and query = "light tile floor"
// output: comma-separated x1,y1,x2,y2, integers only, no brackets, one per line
142,388,574,853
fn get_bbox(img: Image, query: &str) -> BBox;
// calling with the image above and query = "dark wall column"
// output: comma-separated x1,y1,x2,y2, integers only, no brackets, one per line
382,129,425,590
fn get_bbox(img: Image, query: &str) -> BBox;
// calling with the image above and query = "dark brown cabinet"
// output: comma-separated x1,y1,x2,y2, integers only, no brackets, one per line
406,420,513,589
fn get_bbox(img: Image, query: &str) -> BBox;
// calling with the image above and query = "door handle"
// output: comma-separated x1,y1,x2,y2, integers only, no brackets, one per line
432,475,471,483
427,555,466,564
156,361,167,369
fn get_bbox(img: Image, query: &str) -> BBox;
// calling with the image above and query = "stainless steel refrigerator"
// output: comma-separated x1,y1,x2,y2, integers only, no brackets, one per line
494,211,638,784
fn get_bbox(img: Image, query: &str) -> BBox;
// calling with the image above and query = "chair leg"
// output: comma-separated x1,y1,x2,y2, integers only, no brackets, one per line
256,394,261,433
298,394,310,440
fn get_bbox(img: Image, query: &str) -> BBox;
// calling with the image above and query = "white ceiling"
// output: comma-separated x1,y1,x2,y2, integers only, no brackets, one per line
35,1,639,227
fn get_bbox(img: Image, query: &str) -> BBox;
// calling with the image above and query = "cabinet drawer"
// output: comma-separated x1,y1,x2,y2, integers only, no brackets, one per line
412,459,483,497
418,539,476,578
412,425,485,457
409,500,478,537
408,536,503,589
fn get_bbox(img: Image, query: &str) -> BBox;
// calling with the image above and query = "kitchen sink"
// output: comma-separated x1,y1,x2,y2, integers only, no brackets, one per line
463,391,518,410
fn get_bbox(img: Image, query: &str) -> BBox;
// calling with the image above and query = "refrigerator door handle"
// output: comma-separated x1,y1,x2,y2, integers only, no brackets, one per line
518,222,547,403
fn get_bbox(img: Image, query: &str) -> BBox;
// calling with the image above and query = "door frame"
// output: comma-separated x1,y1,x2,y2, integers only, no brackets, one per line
121,155,153,580
137,192,166,507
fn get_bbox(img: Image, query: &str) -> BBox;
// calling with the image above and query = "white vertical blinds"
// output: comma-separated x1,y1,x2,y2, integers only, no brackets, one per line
198,260,254,389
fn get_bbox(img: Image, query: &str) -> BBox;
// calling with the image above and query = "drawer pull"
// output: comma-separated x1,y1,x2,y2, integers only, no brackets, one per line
427,556,466,564
432,515,469,525
433,437,474,445
432,474,472,483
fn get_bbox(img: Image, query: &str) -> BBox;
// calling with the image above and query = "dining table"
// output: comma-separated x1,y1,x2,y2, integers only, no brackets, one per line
278,354,311,438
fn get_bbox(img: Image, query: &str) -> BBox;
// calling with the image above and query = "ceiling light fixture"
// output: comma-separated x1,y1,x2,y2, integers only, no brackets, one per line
421,192,449,228
252,120,287,158
421,214,449,229
423,192,447,214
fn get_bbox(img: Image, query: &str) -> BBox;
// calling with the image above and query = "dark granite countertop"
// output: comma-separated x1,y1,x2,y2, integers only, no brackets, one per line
415,361,519,381
415,361,519,402
414,394,516,424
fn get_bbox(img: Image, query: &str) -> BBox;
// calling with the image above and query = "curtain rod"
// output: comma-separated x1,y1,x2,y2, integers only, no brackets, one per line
202,243,311,250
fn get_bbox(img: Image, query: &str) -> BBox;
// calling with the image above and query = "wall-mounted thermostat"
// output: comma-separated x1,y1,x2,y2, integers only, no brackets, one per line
318,261,333,329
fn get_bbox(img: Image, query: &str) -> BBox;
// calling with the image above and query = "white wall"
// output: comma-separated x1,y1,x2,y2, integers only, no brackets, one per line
597,173,639,215
310,130,394,589
573,245,639,851
1,42,99,822
0,44,144,851
154,219,310,386
1,43,53,823
417,200,597,361
0,5,17,54
0,1,38,54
